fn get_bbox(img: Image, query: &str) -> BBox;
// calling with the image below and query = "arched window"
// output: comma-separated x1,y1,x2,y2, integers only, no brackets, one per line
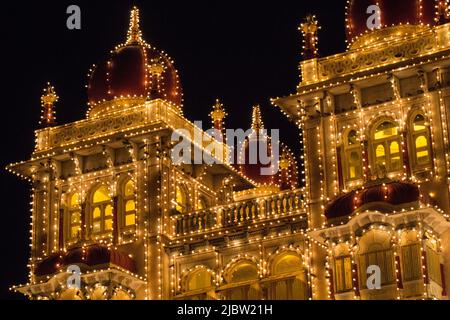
342,130,362,181
270,253,307,300
68,193,81,240
357,230,395,293
123,180,136,228
372,121,402,174
91,186,113,235
175,186,187,213
411,114,431,166
224,261,260,300
186,268,214,292
333,244,353,293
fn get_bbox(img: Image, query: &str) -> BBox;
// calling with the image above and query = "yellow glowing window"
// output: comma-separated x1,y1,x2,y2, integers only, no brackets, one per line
125,214,136,227
93,207,101,219
376,144,385,158
415,136,428,149
126,200,135,212
105,205,113,217
349,167,356,179
413,114,426,131
124,180,135,197
104,219,113,231
71,212,81,224
390,141,400,154
93,186,110,203
125,200,136,227
197,198,206,210
176,186,187,213
70,193,79,208
374,122,398,140
93,222,101,233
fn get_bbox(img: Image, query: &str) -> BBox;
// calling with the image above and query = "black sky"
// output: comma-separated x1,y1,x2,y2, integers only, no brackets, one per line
0,0,346,300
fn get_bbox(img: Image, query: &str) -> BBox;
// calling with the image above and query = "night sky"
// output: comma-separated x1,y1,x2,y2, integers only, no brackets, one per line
0,0,346,299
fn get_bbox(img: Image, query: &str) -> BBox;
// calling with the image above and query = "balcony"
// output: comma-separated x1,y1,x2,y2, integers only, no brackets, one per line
172,189,306,236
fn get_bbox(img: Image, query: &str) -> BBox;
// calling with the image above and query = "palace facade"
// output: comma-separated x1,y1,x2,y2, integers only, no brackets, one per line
7,1,450,300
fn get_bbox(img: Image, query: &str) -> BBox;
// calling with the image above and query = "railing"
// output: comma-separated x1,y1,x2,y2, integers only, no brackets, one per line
34,100,231,161
173,189,306,236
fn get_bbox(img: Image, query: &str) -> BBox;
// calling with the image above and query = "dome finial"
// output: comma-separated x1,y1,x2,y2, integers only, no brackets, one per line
126,6,143,44
40,82,58,127
251,105,264,131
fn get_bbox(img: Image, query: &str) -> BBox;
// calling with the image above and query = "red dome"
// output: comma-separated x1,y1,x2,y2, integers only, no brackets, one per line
87,8,182,110
346,0,448,43
238,106,298,189
34,244,136,277
325,181,422,221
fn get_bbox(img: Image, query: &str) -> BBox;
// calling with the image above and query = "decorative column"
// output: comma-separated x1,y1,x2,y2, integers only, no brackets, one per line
299,15,320,60
112,196,119,245
402,130,412,179
40,83,58,127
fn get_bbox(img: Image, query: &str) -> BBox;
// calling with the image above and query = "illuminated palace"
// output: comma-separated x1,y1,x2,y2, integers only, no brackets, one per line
6,1,450,300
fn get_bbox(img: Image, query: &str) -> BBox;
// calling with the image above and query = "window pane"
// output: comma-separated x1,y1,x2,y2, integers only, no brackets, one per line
188,270,212,291
344,257,353,291
71,226,80,238
71,211,81,224
104,218,113,231
176,186,186,213
93,207,101,219
70,193,79,208
415,135,428,149
413,115,426,131
125,213,136,226
374,122,397,140
126,200,136,212
417,151,429,164
335,259,343,292
93,186,110,203
124,180,135,197
92,221,101,233
376,144,385,158
389,141,400,155
105,205,113,217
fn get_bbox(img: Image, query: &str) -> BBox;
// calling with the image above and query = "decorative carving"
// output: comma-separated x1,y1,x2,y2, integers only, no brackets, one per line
316,34,436,82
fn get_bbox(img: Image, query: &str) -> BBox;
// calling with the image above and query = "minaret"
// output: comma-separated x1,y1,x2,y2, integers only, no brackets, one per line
40,83,58,127
299,15,320,60
251,105,264,131
126,6,144,45
210,99,227,142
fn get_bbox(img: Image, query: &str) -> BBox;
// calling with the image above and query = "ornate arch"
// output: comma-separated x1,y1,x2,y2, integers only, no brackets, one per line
221,256,260,284
180,265,216,293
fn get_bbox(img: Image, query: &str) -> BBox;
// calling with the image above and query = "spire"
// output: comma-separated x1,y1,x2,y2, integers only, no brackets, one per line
40,82,58,127
299,15,320,60
126,6,144,44
210,99,227,141
251,105,264,131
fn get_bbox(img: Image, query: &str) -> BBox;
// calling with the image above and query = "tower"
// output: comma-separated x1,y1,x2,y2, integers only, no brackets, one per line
275,0,450,300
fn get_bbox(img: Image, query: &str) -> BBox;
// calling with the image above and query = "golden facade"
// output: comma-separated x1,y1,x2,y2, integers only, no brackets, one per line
7,2,450,300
